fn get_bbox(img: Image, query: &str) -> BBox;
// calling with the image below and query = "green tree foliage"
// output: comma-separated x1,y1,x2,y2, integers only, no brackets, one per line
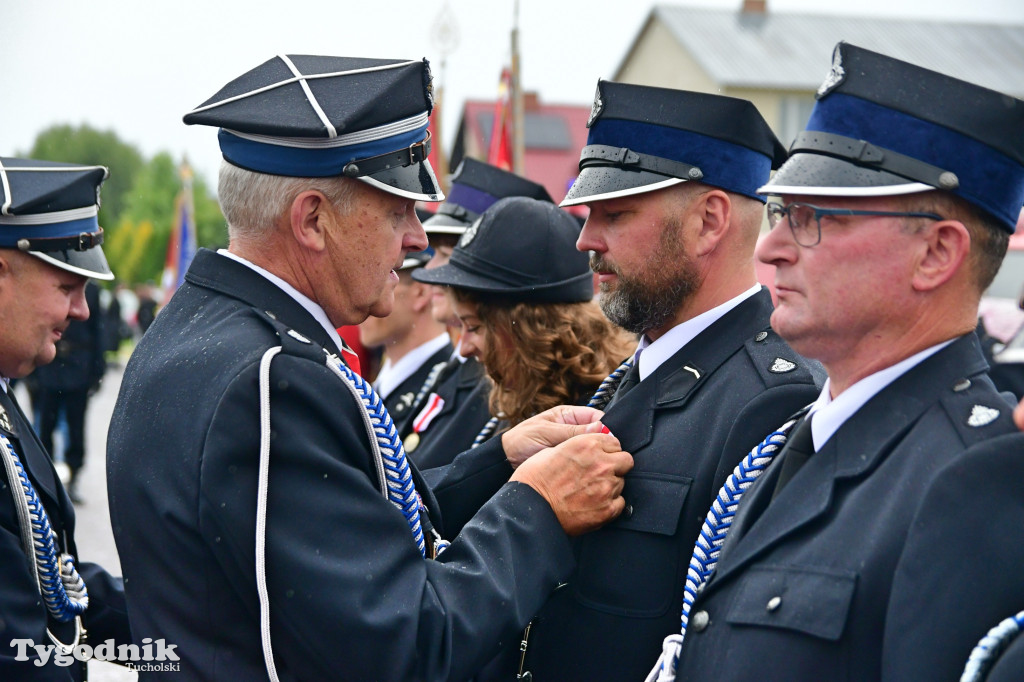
27,124,144,228
26,126,225,286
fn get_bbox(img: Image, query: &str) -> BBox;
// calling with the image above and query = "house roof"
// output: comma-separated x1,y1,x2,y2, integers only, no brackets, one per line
629,5,1024,96
455,99,590,204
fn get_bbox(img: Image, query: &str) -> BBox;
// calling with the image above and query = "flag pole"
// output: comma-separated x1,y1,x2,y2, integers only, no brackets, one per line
510,0,526,175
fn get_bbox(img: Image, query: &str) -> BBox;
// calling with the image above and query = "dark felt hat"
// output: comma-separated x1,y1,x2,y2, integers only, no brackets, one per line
424,159,553,234
0,157,113,280
184,54,443,202
561,80,786,207
413,196,591,303
761,42,1024,233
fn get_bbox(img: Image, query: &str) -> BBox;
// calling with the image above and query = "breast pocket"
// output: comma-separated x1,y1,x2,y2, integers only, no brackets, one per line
574,472,691,617
725,564,857,641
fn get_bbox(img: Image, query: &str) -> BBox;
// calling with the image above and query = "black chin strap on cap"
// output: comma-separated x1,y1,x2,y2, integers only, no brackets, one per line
13,229,105,253
579,144,705,182
343,131,433,179
790,130,961,190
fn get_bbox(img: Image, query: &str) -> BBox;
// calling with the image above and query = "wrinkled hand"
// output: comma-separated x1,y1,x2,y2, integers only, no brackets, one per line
511,432,633,536
501,405,607,468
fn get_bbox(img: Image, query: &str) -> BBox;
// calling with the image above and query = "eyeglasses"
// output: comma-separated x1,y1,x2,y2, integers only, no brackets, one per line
765,202,944,247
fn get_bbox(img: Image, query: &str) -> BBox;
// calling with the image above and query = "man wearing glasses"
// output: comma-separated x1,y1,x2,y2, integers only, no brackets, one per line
655,42,1024,681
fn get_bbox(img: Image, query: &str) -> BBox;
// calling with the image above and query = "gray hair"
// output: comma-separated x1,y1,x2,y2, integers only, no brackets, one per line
218,161,356,241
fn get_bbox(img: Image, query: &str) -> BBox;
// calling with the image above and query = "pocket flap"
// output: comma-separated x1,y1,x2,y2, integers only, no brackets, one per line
725,564,857,641
611,472,692,536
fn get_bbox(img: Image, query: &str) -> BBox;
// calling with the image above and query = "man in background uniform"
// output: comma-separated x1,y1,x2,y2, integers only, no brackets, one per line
32,280,106,503
0,158,130,679
360,250,451,429
666,43,1024,682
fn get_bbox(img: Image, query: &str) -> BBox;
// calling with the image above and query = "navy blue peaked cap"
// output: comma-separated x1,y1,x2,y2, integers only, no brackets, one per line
414,196,592,303
762,42,1024,233
0,157,113,280
184,54,443,202
425,158,553,234
562,80,787,206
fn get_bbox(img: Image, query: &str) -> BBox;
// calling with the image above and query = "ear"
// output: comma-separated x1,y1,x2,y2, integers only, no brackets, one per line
911,219,971,292
691,189,732,257
289,190,333,252
409,280,433,314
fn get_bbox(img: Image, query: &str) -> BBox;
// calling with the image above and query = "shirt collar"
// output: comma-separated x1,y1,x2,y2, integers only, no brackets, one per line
373,333,451,399
635,285,762,381
806,338,956,450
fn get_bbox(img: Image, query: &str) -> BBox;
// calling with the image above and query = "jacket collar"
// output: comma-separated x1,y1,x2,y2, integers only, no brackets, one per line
185,249,341,354
708,332,994,589
601,289,775,450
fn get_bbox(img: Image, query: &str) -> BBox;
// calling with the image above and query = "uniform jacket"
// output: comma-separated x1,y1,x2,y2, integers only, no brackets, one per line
676,334,1024,681
106,249,575,681
432,288,824,680
379,342,453,432
404,357,493,470
0,387,130,680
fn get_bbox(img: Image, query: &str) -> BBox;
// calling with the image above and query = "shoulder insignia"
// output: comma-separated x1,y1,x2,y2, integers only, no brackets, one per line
967,404,1000,427
0,404,11,432
770,357,797,373
287,329,311,344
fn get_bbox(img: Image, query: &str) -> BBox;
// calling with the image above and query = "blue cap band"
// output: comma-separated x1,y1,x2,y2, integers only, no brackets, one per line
587,118,774,201
218,123,429,178
0,215,99,247
809,93,1024,231
444,183,499,216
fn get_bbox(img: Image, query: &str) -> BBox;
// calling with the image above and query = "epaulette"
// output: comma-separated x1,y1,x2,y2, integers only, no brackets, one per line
252,309,326,363
940,375,1016,447
744,327,825,388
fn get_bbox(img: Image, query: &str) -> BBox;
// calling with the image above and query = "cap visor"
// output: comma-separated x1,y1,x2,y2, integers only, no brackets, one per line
759,153,934,197
359,159,444,203
560,166,685,207
422,213,472,235
30,247,114,281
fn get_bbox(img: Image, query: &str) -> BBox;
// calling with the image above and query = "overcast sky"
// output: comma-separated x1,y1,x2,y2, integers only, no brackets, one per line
5,0,1024,186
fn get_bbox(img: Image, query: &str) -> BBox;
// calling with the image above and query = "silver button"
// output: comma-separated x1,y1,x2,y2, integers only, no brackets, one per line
767,596,782,612
755,331,768,342
690,610,710,632
624,503,634,518
953,378,971,392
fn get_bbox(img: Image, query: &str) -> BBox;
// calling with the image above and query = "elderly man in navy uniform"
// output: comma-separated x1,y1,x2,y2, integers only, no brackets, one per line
0,158,130,678
650,43,1024,682
403,158,553,468
105,55,632,680
429,82,825,680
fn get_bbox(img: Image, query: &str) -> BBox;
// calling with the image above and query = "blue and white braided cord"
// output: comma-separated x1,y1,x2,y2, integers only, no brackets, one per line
3,434,88,622
588,357,634,410
961,610,1024,682
646,419,796,682
472,417,499,448
327,357,439,557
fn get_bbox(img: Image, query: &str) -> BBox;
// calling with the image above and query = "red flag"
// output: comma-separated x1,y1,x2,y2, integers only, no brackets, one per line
487,68,513,171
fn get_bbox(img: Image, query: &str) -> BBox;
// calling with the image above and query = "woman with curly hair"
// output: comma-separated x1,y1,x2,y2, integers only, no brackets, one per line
415,195,634,449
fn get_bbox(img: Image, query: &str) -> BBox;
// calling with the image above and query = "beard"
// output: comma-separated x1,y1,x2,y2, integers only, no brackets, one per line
591,218,700,335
